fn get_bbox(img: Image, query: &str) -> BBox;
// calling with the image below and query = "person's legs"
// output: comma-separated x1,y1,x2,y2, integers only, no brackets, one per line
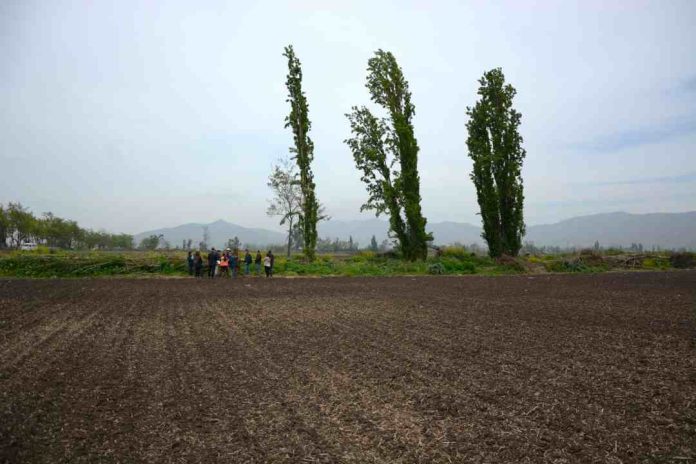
264,266,270,277
245,263,250,275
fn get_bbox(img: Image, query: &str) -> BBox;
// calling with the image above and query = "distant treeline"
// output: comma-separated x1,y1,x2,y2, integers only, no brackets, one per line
0,202,134,250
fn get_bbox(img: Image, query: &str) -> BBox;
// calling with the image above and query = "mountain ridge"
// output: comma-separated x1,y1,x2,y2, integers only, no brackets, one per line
134,211,696,250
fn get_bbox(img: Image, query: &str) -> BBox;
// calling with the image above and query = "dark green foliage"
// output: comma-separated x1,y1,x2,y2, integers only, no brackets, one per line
369,235,379,252
669,252,696,269
0,205,9,249
0,252,185,277
345,50,431,261
427,262,445,275
283,45,319,262
0,201,133,250
466,68,526,257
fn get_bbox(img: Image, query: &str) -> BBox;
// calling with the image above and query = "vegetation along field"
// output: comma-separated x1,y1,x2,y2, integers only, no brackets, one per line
1,272,695,463
1,248,695,278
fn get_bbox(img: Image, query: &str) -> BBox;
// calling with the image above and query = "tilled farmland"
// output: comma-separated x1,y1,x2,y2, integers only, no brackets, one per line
1,272,695,463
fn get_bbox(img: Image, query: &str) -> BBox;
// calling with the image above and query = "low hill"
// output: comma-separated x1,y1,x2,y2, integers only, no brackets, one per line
525,211,696,249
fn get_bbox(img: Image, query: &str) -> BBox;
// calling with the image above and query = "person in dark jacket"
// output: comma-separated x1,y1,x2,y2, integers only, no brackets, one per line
187,251,194,276
193,251,203,278
244,249,252,275
207,248,218,278
255,250,262,275
268,250,275,277
229,250,238,278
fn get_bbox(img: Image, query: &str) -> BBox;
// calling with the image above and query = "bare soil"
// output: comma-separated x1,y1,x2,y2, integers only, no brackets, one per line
1,272,695,463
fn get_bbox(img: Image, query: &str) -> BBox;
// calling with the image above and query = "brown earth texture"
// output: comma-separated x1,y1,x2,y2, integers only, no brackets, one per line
1,272,695,463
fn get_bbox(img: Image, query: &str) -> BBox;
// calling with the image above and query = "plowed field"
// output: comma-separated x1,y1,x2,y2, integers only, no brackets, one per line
1,272,695,463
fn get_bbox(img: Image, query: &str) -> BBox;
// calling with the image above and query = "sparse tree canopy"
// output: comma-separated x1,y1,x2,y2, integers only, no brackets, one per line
267,156,303,257
345,50,431,261
139,234,162,251
466,68,526,257
284,44,320,261
369,235,379,252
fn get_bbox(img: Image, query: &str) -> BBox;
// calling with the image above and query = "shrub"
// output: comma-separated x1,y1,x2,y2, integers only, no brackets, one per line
495,255,526,272
427,263,445,275
545,259,589,273
440,246,469,259
669,252,696,269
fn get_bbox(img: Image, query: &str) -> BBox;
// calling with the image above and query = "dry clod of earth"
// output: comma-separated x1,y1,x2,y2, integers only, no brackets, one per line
1,271,695,463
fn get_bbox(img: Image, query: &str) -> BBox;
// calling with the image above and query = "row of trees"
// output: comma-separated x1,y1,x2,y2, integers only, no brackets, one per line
273,45,526,260
0,202,134,250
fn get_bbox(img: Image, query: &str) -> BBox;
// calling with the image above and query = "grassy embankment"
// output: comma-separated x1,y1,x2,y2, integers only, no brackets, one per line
0,247,693,278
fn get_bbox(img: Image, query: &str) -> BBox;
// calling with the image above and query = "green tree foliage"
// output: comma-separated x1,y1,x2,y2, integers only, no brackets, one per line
138,234,162,251
283,45,320,261
226,236,241,251
6,202,37,248
466,68,526,257
0,201,133,250
267,156,303,257
38,212,82,249
345,50,431,261
316,237,359,253
0,205,8,249
369,235,379,252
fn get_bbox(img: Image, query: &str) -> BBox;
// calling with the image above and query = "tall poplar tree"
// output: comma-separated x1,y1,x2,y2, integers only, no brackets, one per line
466,68,526,257
283,45,319,261
345,50,431,261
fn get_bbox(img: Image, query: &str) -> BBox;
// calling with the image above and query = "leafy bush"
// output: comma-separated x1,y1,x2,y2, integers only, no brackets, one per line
427,263,445,275
669,252,696,269
545,259,589,273
440,246,469,259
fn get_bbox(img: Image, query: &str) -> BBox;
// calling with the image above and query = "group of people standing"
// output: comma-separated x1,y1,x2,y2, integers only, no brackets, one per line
186,248,275,278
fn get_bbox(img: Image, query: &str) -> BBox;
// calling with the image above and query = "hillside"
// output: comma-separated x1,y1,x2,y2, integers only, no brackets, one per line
134,220,285,249
135,211,696,250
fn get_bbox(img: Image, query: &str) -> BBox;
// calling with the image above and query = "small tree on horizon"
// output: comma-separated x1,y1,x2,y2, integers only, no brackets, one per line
139,234,162,250
202,226,210,250
267,156,303,258
369,234,379,252
283,44,320,261
466,68,526,257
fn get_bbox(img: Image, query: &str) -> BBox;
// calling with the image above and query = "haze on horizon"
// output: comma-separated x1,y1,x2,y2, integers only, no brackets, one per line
2,0,695,235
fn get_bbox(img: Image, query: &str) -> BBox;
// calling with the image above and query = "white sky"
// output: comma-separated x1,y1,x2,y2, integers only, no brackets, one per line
1,0,695,234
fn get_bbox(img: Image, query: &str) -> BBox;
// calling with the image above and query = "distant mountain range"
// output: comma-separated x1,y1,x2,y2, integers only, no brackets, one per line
134,219,286,250
135,211,696,250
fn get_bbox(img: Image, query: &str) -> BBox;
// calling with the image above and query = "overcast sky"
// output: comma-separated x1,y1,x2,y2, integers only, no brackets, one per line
1,0,695,234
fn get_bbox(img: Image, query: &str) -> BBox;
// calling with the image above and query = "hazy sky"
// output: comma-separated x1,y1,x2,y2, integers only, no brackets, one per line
2,0,695,234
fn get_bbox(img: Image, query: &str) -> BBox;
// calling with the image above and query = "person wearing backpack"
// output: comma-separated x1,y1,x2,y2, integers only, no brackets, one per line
229,250,238,278
187,251,194,276
207,248,218,279
255,250,262,275
193,251,203,278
